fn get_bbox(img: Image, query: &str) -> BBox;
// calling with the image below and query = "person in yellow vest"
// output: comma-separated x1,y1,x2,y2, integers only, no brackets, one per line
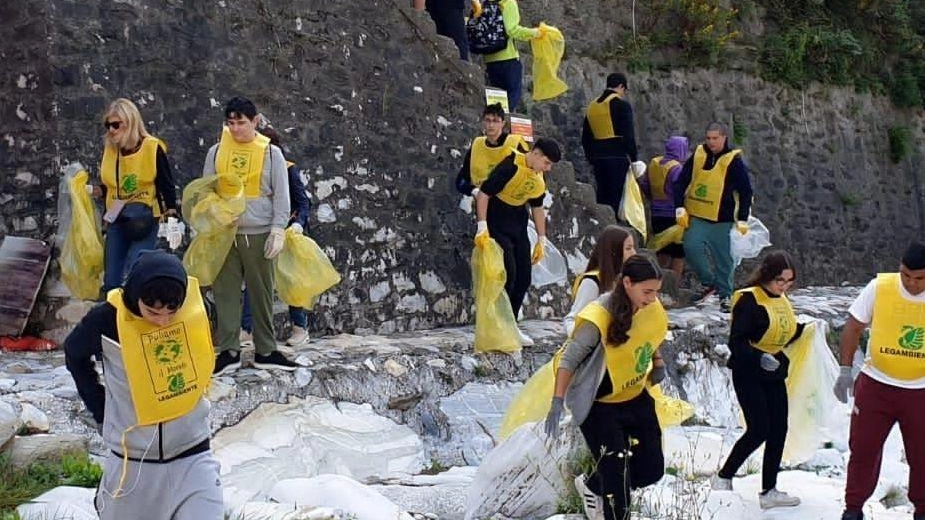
64,251,222,520
544,255,667,520
88,98,178,291
674,122,753,312
642,136,689,277
835,241,925,520
474,137,561,346
581,72,638,221
202,96,296,375
563,225,636,336
711,250,806,509
456,103,529,204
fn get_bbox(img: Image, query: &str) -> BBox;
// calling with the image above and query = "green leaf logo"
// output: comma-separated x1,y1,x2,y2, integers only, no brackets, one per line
154,339,183,364
167,373,186,393
634,342,654,374
121,173,138,194
694,184,708,198
898,325,925,351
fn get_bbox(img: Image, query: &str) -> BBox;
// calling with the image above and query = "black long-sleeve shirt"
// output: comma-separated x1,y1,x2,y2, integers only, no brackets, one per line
728,287,805,377
581,91,637,162
64,303,118,424
673,143,753,223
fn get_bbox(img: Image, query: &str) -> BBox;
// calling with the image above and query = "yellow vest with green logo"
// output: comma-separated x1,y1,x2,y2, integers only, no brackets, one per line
732,287,797,354
585,93,621,140
470,134,527,187
106,277,214,426
571,270,601,299
215,127,270,198
684,145,742,221
495,152,546,206
647,157,680,201
868,273,925,380
574,300,668,403
100,136,166,216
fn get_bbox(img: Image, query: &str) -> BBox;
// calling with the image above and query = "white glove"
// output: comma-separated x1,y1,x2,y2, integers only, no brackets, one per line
289,223,304,235
471,188,480,197
630,160,647,179
63,162,86,179
476,221,488,234
264,227,285,259
165,217,185,250
459,195,473,213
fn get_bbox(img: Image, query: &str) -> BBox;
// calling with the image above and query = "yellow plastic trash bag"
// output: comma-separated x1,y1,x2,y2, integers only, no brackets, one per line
471,239,521,353
60,170,104,300
647,224,685,252
182,175,246,286
499,360,554,439
275,227,341,308
782,322,843,463
618,171,647,241
498,360,696,440
530,23,568,101
649,384,695,428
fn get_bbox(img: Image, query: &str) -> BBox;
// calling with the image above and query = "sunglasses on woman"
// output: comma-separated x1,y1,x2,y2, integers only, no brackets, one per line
104,120,122,130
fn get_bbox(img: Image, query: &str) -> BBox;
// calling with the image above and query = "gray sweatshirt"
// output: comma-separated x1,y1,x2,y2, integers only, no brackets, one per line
557,293,610,425
202,142,290,233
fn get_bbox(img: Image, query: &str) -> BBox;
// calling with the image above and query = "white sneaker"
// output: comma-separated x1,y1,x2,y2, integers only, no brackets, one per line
759,488,800,509
518,329,534,346
573,474,604,520
239,330,253,348
711,474,733,491
286,326,309,346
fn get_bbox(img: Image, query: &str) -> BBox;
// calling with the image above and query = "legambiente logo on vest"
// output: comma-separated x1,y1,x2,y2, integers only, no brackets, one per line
898,325,925,351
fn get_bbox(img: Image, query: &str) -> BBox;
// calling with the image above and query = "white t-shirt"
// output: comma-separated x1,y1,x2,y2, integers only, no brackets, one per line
850,276,925,389
563,278,601,337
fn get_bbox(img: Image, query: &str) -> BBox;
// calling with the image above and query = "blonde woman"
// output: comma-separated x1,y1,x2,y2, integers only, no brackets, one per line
96,98,177,290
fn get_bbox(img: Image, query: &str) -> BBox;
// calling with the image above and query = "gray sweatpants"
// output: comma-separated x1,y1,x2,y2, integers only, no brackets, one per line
95,451,223,520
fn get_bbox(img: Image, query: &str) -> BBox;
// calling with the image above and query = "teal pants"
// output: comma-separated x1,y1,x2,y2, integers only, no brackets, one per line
683,217,734,297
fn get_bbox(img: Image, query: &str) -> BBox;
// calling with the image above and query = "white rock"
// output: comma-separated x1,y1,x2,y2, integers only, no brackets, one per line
316,203,336,223
0,399,23,448
20,403,49,433
419,271,446,294
17,486,97,520
230,502,338,520
271,474,414,520
383,359,408,377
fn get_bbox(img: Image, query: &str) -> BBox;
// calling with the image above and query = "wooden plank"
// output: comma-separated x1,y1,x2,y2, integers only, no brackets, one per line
0,236,52,336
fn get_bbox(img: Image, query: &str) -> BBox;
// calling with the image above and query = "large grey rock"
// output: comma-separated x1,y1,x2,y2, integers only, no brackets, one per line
19,402,50,433
0,399,23,450
270,474,415,520
6,433,88,468
16,486,97,520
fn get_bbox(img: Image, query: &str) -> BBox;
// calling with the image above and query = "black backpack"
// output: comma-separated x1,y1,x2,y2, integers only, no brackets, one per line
467,0,508,55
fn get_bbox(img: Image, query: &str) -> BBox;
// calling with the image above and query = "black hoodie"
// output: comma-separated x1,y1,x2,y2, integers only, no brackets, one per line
64,251,187,423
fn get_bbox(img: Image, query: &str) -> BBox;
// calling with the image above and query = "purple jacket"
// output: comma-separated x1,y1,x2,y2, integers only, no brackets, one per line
642,136,689,218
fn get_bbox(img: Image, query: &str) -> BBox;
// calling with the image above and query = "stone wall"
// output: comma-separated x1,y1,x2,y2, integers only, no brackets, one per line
2,0,923,336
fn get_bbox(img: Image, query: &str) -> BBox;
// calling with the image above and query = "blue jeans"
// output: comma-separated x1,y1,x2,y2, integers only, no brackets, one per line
241,288,308,332
683,217,735,297
103,218,159,291
486,58,524,112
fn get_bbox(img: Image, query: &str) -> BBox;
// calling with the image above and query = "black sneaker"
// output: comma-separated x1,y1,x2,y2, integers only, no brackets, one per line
692,285,716,303
719,296,732,313
253,350,299,371
841,511,863,520
213,350,241,376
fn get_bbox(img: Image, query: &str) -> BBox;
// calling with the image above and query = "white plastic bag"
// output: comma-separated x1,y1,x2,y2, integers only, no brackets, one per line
526,221,567,287
730,215,771,266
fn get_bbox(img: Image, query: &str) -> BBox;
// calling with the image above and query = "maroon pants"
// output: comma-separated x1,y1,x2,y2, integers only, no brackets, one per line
845,373,925,513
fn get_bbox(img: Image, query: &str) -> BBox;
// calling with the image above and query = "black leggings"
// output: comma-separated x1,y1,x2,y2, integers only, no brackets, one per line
426,7,469,60
579,391,665,520
718,366,788,491
487,218,532,319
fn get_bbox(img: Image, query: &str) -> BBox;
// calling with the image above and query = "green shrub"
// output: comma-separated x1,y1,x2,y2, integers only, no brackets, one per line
0,453,102,514
888,126,913,164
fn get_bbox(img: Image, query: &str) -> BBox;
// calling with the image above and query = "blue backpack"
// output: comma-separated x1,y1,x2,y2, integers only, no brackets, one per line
467,0,508,55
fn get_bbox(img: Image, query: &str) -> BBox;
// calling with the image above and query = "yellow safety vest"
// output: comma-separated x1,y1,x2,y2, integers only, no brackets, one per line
574,300,668,403
571,269,601,299
868,273,925,381
470,134,527,187
215,127,270,198
684,145,742,221
647,157,680,201
106,277,214,426
495,152,546,206
732,287,797,354
100,136,166,216
585,92,621,140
